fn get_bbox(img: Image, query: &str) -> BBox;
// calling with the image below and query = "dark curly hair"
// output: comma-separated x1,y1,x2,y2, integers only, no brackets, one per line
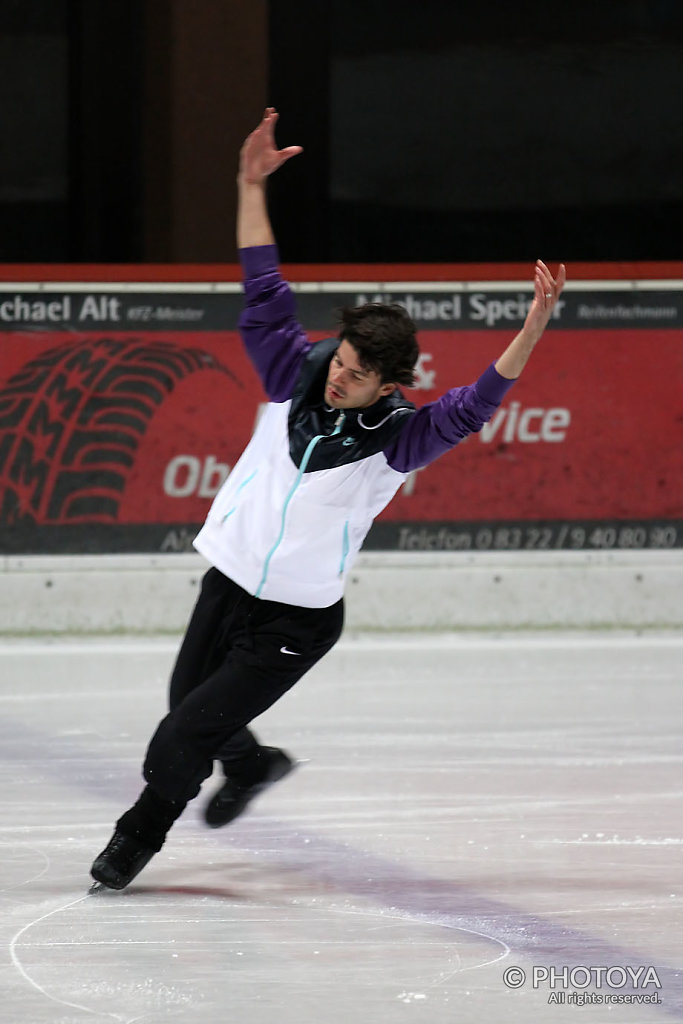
336,303,419,387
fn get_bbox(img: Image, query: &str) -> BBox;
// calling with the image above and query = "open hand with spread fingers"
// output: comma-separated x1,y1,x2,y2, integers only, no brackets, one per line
239,107,303,186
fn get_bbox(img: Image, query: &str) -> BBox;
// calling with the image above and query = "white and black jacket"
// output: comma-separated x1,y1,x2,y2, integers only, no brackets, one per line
194,245,514,608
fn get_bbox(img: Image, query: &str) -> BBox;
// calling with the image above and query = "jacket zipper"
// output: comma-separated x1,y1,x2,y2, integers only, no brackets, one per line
255,413,345,598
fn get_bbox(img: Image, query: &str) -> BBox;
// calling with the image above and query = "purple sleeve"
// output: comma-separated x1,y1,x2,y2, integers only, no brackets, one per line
238,245,312,402
384,363,516,473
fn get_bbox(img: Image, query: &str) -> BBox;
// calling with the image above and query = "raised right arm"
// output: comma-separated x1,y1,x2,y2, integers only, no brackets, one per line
237,107,302,249
236,110,309,402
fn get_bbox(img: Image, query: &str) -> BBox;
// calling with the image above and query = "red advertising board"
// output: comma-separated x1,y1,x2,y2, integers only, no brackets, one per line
0,268,681,553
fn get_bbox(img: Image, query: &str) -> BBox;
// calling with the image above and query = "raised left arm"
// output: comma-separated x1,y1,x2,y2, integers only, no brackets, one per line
495,260,566,379
384,261,567,473
384,364,513,473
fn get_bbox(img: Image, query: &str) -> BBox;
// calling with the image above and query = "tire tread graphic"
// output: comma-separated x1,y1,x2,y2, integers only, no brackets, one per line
0,338,238,525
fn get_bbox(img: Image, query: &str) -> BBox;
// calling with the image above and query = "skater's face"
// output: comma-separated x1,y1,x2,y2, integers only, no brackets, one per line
324,340,395,410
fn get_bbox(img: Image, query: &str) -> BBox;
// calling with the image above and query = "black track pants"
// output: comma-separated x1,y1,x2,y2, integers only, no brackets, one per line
142,568,344,804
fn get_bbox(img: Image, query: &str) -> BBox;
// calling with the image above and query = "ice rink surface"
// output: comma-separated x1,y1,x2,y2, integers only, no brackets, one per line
0,630,681,1024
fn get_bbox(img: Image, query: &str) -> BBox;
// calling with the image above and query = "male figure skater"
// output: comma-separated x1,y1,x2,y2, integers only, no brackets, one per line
91,108,566,890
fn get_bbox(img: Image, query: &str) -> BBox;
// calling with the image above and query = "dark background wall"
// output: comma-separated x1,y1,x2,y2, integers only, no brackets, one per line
1,0,681,264
0,0,267,263
0,1,69,261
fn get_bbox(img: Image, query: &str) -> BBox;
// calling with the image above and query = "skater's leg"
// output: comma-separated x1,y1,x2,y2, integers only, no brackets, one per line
91,591,343,889
91,645,318,891
144,648,309,803
202,595,345,826
169,567,243,709
90,568,241,892
146,593,343,801
216,726,261,779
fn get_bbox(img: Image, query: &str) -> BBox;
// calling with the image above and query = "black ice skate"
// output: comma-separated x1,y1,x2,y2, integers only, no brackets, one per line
90,829,157,891
204,747,296,828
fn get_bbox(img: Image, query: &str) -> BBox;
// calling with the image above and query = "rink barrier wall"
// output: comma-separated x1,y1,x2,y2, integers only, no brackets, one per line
1,267,681,554
1,550,681,634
